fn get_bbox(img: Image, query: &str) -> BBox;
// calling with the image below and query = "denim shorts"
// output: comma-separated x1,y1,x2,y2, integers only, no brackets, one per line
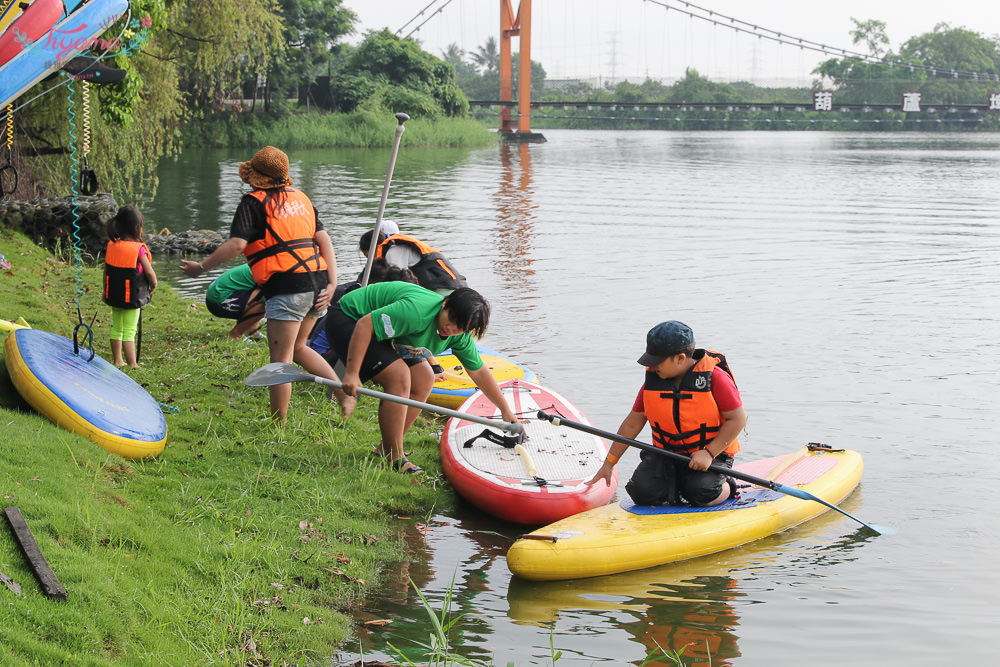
265,291,324,322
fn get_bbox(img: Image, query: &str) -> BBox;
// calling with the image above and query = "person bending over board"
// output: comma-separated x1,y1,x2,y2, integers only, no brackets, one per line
588,321,747,507
359,229,467,295
308,260,428,372
205,264,265,340
326,281,519,474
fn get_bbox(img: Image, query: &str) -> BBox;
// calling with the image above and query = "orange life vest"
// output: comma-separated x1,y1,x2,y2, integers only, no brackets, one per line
103,240,151,308
243,187,326,288
376,234,467,291
642,349,740,456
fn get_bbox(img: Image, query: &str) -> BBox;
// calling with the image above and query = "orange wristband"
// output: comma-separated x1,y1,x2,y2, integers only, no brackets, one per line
606,453,619,465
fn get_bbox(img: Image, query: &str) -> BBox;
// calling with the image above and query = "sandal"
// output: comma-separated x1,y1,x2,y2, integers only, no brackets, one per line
374,443,411,457
391,457,423,475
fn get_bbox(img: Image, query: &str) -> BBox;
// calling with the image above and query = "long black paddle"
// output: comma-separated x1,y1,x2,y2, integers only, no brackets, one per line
244,362,524,437
536,410,891,535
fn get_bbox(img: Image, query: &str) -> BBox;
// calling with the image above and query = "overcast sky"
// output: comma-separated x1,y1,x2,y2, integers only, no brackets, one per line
342,0,1000,85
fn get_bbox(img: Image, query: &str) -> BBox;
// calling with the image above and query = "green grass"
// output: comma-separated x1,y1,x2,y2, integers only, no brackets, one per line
182,110,499,150
0,226,452,665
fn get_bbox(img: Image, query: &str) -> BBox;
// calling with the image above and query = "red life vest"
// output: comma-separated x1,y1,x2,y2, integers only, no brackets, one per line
376,234,467,291
642,349,740,456
243,187,326,288
103,240,151,308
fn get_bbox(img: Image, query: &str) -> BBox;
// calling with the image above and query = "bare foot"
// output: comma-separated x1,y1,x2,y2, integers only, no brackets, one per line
339,394,356,419
326,386,356,419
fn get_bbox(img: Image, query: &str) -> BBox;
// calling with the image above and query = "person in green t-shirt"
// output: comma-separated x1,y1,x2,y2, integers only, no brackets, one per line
327,281,519,474
205,264,266,340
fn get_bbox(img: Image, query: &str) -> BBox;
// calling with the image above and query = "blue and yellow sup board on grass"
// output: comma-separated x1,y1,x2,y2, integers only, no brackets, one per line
4,327,167,459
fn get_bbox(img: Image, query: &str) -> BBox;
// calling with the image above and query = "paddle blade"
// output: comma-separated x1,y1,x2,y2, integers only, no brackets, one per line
244,363,316,387
773,483,892,535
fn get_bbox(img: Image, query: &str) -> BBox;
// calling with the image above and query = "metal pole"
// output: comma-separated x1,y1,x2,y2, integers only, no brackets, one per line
360,112,409,287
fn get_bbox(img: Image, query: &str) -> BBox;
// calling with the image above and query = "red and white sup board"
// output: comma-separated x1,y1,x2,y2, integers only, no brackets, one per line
440,379,618,525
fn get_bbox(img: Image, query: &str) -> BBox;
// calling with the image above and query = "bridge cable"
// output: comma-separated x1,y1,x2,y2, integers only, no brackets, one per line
645,0,1000,82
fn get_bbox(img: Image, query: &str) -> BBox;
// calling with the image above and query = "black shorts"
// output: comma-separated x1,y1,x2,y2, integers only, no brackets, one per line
325,301,422,383
625,450,734,507
206,289,256,320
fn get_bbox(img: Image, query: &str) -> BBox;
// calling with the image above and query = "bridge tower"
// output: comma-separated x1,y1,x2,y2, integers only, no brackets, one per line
499,0,545,142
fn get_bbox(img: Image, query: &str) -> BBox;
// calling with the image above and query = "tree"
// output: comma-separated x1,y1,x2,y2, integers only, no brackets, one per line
442,42,478,80
332,30,468,117
814,21,1000,105
471,37,500,74
898,24,1000,104
850,18,890,58
613,81,646,104
267,0,356,111
166,0,286,112
666,68,739,104
511,53,547,98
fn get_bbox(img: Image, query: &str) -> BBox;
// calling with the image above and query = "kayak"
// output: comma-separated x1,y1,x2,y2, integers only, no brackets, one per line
4,327,167,459
440,378,617,525
506,446,864,580
0,0,61,67
1,0,35,36
428,344,535,410
0,0,126,108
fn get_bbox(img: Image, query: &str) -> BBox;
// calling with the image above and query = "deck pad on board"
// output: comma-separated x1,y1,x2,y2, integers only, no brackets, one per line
441,379,617,524
621,488,785,515
619,451,838,514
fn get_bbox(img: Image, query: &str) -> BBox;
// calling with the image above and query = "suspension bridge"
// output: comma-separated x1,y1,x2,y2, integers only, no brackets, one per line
390,0,1000,138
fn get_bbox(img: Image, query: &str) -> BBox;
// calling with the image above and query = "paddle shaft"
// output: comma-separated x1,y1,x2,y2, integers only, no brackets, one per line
316,375,523,435
360,113,409,287
537,411,777,490
538,410,889,535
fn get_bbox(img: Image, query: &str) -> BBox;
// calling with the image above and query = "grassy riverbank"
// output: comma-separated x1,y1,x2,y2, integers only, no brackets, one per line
182,110,499,149
0,229,452,665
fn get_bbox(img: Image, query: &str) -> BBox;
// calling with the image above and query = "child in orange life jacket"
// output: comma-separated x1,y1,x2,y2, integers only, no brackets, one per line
587,321,747,507
102,205,157,367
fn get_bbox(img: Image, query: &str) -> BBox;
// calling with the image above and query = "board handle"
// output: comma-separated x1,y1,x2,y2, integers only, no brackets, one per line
514,444,537,477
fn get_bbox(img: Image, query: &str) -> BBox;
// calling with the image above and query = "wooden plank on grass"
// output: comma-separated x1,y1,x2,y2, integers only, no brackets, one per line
3,507,66,600
0,569,21,596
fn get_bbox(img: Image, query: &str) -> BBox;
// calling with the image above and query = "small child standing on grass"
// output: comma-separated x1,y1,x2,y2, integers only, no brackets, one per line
102,205,157,367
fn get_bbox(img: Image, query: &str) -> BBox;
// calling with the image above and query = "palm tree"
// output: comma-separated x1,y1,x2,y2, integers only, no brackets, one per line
442,42,465,69
471,36,499,74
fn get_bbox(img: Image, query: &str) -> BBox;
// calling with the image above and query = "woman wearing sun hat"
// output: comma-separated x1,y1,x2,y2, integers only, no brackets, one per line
181,146,354,421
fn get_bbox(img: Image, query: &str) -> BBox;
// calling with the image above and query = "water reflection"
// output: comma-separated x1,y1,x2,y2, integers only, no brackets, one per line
145,149,236,234
508,573,743,665
347,511,518,666
493,142,538,290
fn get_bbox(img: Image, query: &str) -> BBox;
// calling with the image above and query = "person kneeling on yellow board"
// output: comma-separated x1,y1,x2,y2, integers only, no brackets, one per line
588,320,747,507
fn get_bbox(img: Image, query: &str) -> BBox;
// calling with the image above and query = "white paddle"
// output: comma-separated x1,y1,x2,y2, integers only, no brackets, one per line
244,362,524,437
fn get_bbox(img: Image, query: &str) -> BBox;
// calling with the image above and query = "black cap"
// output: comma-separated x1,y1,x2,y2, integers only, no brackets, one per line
637,321,695,366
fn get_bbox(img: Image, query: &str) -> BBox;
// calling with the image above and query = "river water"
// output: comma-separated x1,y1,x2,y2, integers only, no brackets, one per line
148,131,1000,666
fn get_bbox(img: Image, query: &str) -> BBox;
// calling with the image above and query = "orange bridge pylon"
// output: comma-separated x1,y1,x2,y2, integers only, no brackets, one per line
500,0,545,142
